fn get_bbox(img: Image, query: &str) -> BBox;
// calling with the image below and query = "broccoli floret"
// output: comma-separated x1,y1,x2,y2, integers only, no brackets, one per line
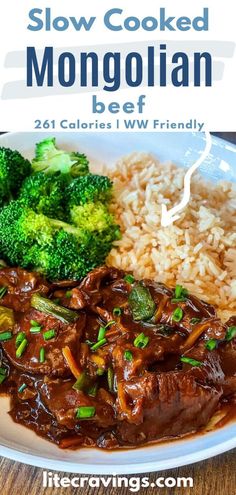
0,147,31,207
0,200,120,281
70,202,116,232
66,174,113,207
32,137,89,177
19,172,67,220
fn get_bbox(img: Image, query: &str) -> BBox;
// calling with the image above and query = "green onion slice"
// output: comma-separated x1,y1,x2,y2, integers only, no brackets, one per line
91,338,107,351
16,338,28,358
31,294,79,324
205,339,218,351
75,406,96,419
72,372,91,392
172,307,184,322
65,291,72,299
43,329,56,341
15,332,26,347
18,383,27,393
30,326,41,334
124,274,135,284
124,350,133,361
97,368,105,376
97,326,106,341
0,331,12,342
113,307,122,317
225,326,236,342
0,286,7,299
180,356,202,367
39,347,45,363
107,367,114,392
172,284,188,302
87,383,98,397
30,319,40,327
133,332,149,349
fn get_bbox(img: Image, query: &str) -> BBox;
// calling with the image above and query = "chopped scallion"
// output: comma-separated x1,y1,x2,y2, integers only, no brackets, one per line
39,347,45,363
30,319,40,327
172,307,183,322
113,307,122,317
65,290,72,299
75,406,96,419
87,383,98,397
225,326,236,342
72,372,90,392
205,339,218,351
91,338,107,351
15,331,26,348
105,320,116,329
18,383,27,393
16,338,28,358
0,286,7,299
124,274,135,284
180,356,202,367
97,326,106,341
30,326,41,334
0,331,12,342
43,329,56,341
124,350,133,361
133,332,149,349
107,367,114,392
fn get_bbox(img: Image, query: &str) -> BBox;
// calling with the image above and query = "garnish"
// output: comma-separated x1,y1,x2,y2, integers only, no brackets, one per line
30,326,41,334
180,356,202,367
107,367,114,392
31,294,79,324
97,326,106,341
0,286,7,299
190,317,201,325
124,350,133,361
16,338,28,358
0,331,12,342
87,383,98,397
75,406,96,419
18,383,27,393
65,290,72,299
128,282,156,321
171,284,188,303
205,339,218,351
62,346,81,379
43,329,56,341
133,332,149,349
124,274,135,284
225,326,236,342
113,307,122,317
72,372,92,392
91,338,107,351
15,332,26,347
172,307,183,322
39,347,45,363
30,319,40,327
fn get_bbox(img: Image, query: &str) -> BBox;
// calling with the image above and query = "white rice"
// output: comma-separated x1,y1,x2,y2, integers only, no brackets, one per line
105,153,236,318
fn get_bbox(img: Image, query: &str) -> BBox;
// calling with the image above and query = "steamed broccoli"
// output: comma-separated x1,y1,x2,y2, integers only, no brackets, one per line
19,172,67,220
0,147,31,207
0,200,120,281
66,174,113,207
32,137,89,177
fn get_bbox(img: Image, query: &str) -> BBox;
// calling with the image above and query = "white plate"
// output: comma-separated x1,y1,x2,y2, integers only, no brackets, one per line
0,131,236,474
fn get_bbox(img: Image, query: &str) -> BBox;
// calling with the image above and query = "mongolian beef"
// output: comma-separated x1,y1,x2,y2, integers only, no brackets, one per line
0,265,236,449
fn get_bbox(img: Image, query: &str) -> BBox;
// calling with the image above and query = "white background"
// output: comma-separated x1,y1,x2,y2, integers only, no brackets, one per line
0,0,235,131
